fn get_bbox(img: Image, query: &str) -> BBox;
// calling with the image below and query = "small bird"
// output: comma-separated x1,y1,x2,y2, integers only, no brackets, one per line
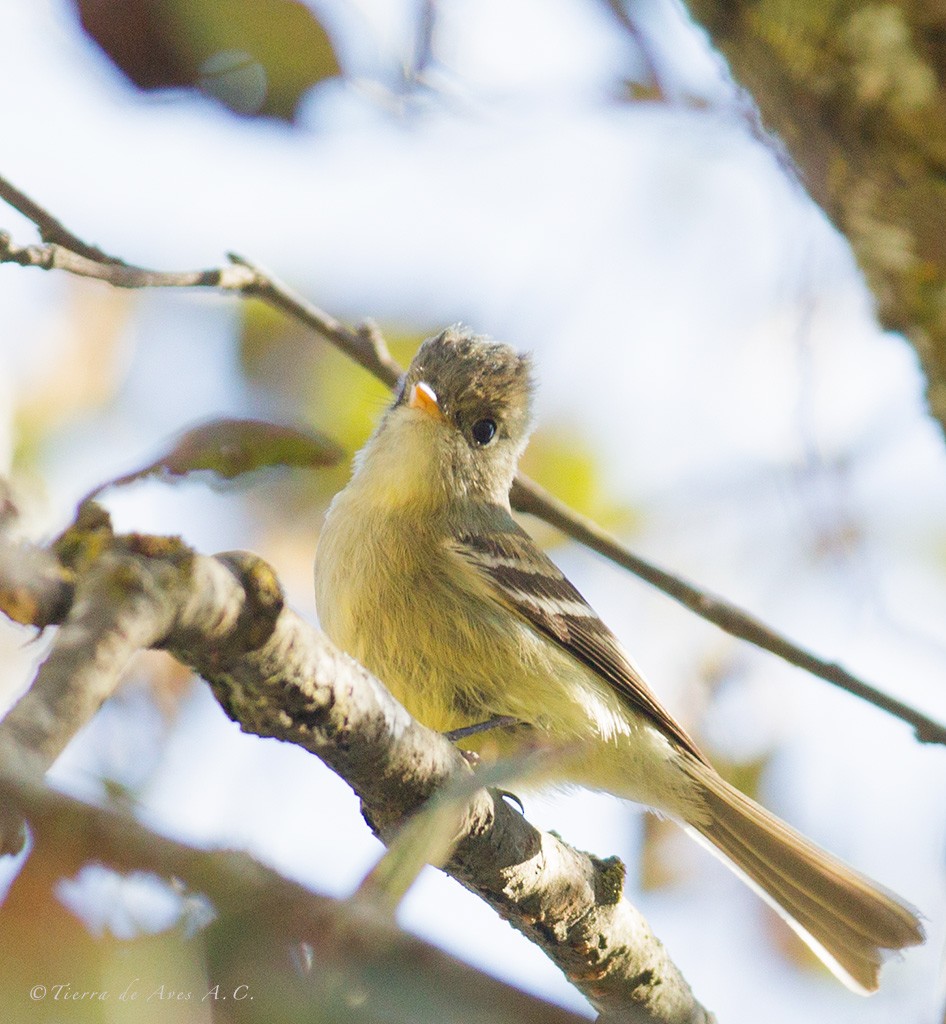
315,326,924,992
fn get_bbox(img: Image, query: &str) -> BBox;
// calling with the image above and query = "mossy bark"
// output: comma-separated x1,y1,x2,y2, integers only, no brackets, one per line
689,0,946,433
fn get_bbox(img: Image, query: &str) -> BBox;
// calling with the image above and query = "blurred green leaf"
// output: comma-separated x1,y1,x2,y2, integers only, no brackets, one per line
237,313,428,523
638,811,692,891
519,425,638,542
712,752,772,805
76,0,340,121
303,328,424,456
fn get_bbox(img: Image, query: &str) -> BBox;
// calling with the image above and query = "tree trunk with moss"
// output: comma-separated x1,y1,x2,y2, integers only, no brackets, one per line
688,0,946,432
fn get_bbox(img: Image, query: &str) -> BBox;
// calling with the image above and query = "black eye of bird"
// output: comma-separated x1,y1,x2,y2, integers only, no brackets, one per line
471,418,497,445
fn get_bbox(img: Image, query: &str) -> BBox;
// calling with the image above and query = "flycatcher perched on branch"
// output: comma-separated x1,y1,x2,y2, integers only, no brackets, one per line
315,326,923,992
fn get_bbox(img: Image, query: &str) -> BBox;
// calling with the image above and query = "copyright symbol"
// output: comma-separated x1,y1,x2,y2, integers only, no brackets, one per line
30,985,46,1001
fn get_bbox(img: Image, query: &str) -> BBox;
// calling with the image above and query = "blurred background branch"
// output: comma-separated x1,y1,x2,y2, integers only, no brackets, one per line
0,768,592,1024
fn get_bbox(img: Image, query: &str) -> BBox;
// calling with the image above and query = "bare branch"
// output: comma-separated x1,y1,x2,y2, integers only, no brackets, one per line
510,477,946,747
0,540,236,779
0,227,257,290
0,182,400,386
0,175,121,263
0,228,247,288
0,173,940,746
0,521,714,1024
226,253,402,386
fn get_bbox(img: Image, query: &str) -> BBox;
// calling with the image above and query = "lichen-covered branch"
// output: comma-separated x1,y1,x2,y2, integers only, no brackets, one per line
0,512,713,1024
686,0,946,434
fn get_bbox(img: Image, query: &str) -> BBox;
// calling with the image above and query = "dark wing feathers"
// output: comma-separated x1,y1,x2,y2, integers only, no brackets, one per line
452,527,708,764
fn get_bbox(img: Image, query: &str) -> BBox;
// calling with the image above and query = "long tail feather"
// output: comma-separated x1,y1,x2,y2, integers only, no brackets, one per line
683,759,924,993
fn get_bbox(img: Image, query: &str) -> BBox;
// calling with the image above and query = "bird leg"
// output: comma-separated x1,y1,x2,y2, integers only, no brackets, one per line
444,715,521,742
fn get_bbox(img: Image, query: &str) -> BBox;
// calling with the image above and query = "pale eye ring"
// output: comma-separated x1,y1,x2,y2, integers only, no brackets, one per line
471,418,497,445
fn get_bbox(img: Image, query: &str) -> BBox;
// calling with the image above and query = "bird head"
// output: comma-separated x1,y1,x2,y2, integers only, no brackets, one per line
359,326,534,509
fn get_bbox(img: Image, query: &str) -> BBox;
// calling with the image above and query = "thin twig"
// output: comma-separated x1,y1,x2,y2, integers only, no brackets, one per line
227,252,402,386
510,478,946,746
600,0,672,102
0,175,121,263
0,229,244,288
411,0,438,84
1,172,942,746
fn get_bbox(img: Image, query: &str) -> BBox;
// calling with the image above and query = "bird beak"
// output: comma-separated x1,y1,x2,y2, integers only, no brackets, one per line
408,380,444,421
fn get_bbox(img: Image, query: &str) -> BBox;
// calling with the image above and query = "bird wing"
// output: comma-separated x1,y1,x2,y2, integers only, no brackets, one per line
449,524,708,764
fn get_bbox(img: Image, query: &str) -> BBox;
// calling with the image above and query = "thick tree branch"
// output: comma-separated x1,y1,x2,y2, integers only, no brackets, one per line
685,2,946,438
0,514,713,1024
0,172,940,747
0,539,72,629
